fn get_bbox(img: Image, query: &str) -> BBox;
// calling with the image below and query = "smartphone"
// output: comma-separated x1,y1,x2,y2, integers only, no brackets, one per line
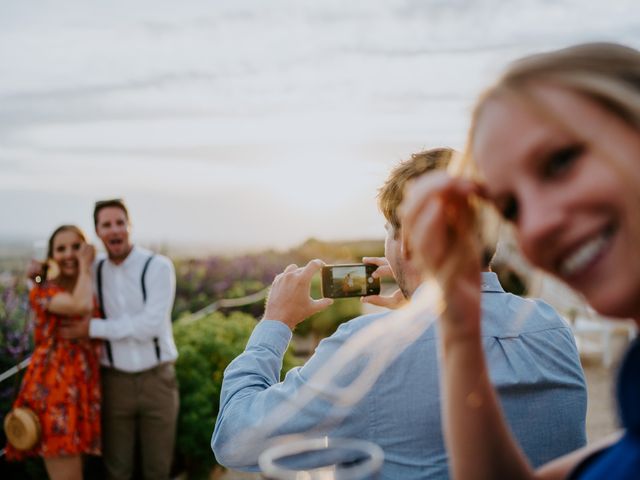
321,264,380,299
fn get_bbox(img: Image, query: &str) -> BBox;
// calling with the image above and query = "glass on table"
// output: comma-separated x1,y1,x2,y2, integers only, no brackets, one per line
258,436,383,480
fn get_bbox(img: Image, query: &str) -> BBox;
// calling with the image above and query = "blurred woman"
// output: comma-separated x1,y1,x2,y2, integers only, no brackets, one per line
402,43,640,479
6,225,101,480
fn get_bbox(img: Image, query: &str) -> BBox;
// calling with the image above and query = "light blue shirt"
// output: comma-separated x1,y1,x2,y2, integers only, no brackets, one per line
212,272,587,479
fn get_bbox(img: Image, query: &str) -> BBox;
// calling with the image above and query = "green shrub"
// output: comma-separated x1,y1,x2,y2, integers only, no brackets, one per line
173,311,299,477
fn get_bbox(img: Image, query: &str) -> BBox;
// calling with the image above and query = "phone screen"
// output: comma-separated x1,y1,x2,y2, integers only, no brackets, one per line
321,264,380,298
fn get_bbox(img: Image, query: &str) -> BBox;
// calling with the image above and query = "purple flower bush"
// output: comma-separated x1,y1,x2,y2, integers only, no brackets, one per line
173,251,293,320
0,274,40,477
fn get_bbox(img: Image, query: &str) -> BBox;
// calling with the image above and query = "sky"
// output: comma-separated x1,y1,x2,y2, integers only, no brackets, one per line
1,0,639,254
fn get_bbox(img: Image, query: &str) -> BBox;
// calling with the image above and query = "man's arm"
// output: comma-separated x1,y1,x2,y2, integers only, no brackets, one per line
88,257,175,341
213,260,380,469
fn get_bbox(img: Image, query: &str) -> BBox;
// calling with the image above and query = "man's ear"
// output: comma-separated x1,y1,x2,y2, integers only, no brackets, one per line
400,227,412,262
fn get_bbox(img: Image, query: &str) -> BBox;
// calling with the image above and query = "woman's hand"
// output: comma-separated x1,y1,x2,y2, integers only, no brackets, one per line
77,244,95,273
400,172,485,341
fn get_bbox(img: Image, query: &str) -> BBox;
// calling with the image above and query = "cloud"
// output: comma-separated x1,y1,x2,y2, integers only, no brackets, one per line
2,0,640,251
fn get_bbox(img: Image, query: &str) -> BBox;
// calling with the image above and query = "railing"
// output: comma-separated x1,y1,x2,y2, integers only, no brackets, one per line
176,287,269,326
0,358,32,385
0,287,269,458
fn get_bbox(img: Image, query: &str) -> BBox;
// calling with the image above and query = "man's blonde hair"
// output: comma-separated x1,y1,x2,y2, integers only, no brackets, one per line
378,147,455,236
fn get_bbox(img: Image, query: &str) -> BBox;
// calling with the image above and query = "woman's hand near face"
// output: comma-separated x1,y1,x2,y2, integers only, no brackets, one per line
48,243,95,317
400,172,485,341
77,244,95,273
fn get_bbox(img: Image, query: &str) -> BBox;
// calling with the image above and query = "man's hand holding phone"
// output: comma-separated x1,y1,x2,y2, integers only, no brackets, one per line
264,259,334,330
360,257,407,310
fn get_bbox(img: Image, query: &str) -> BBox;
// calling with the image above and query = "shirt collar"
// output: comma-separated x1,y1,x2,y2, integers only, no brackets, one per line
481,271,505,293
411,271,504,299
108,244,138,267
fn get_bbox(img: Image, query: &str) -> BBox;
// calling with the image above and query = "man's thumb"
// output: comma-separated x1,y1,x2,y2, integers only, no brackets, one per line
312,298,333,312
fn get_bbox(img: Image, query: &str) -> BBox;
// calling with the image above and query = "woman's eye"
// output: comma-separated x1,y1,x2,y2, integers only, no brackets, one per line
542,144,583,179
55,246,65,253
72,243,81,251
501,197,519,222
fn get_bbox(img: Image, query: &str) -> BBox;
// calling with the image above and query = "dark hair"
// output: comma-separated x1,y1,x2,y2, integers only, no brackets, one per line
94,198,129,227
40,225,87,283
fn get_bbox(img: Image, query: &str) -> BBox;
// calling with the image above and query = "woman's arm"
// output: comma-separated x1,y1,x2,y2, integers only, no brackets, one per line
48,244,95,317
401,173,588,480
441,332,535,479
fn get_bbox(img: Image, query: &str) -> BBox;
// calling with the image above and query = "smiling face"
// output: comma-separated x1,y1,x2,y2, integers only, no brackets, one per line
51,229,84,278
473,84,640,319
95,206,132,263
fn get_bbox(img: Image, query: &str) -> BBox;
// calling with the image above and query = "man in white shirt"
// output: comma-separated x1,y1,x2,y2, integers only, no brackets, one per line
61,199,179,480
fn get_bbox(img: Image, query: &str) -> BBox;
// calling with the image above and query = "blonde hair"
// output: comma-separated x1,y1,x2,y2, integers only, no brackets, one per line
464,42,640,174
378,148,455,234
457,42,640,222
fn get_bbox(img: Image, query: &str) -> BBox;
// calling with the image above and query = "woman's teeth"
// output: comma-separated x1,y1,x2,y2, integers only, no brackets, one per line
559,231,610,277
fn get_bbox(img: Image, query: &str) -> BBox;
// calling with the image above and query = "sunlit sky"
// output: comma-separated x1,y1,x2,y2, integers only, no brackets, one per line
1,0,639,254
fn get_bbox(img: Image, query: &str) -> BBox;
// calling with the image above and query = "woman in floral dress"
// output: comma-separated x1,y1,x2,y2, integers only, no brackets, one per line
6,225,101,480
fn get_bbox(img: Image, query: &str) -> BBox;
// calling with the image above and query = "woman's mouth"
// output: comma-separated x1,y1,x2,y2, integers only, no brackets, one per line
558,224,615,279
61,260,78,270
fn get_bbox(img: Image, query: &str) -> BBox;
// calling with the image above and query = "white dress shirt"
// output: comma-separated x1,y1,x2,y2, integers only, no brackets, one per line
89,245,178,373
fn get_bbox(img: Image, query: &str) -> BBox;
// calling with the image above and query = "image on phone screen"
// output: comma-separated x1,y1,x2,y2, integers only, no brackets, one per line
321,264,380,298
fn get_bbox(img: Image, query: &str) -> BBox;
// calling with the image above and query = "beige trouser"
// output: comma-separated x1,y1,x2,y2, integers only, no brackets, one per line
101,363,179,480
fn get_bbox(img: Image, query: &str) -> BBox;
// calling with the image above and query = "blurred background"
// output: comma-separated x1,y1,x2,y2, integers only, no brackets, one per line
1,1,639,478
1,0,639,254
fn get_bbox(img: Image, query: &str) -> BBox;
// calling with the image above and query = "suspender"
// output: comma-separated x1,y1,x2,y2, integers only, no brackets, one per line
97,254,161,367
140,256,162,363
96,259,114,366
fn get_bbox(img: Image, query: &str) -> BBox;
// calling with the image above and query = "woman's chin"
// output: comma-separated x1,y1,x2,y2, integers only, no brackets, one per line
59,269,78,279
586,289,640,320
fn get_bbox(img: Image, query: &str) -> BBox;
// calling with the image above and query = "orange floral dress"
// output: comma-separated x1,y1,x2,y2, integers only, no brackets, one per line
5,282,102,459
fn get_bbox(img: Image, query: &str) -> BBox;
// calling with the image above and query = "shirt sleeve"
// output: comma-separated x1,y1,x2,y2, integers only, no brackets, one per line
211,318,370,470
88,257,176,341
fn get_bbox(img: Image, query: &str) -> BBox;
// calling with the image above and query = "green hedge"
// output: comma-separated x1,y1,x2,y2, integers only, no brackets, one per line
173,311,298,478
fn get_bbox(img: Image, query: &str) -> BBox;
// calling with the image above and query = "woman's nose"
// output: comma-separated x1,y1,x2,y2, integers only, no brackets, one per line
517,194,566,259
